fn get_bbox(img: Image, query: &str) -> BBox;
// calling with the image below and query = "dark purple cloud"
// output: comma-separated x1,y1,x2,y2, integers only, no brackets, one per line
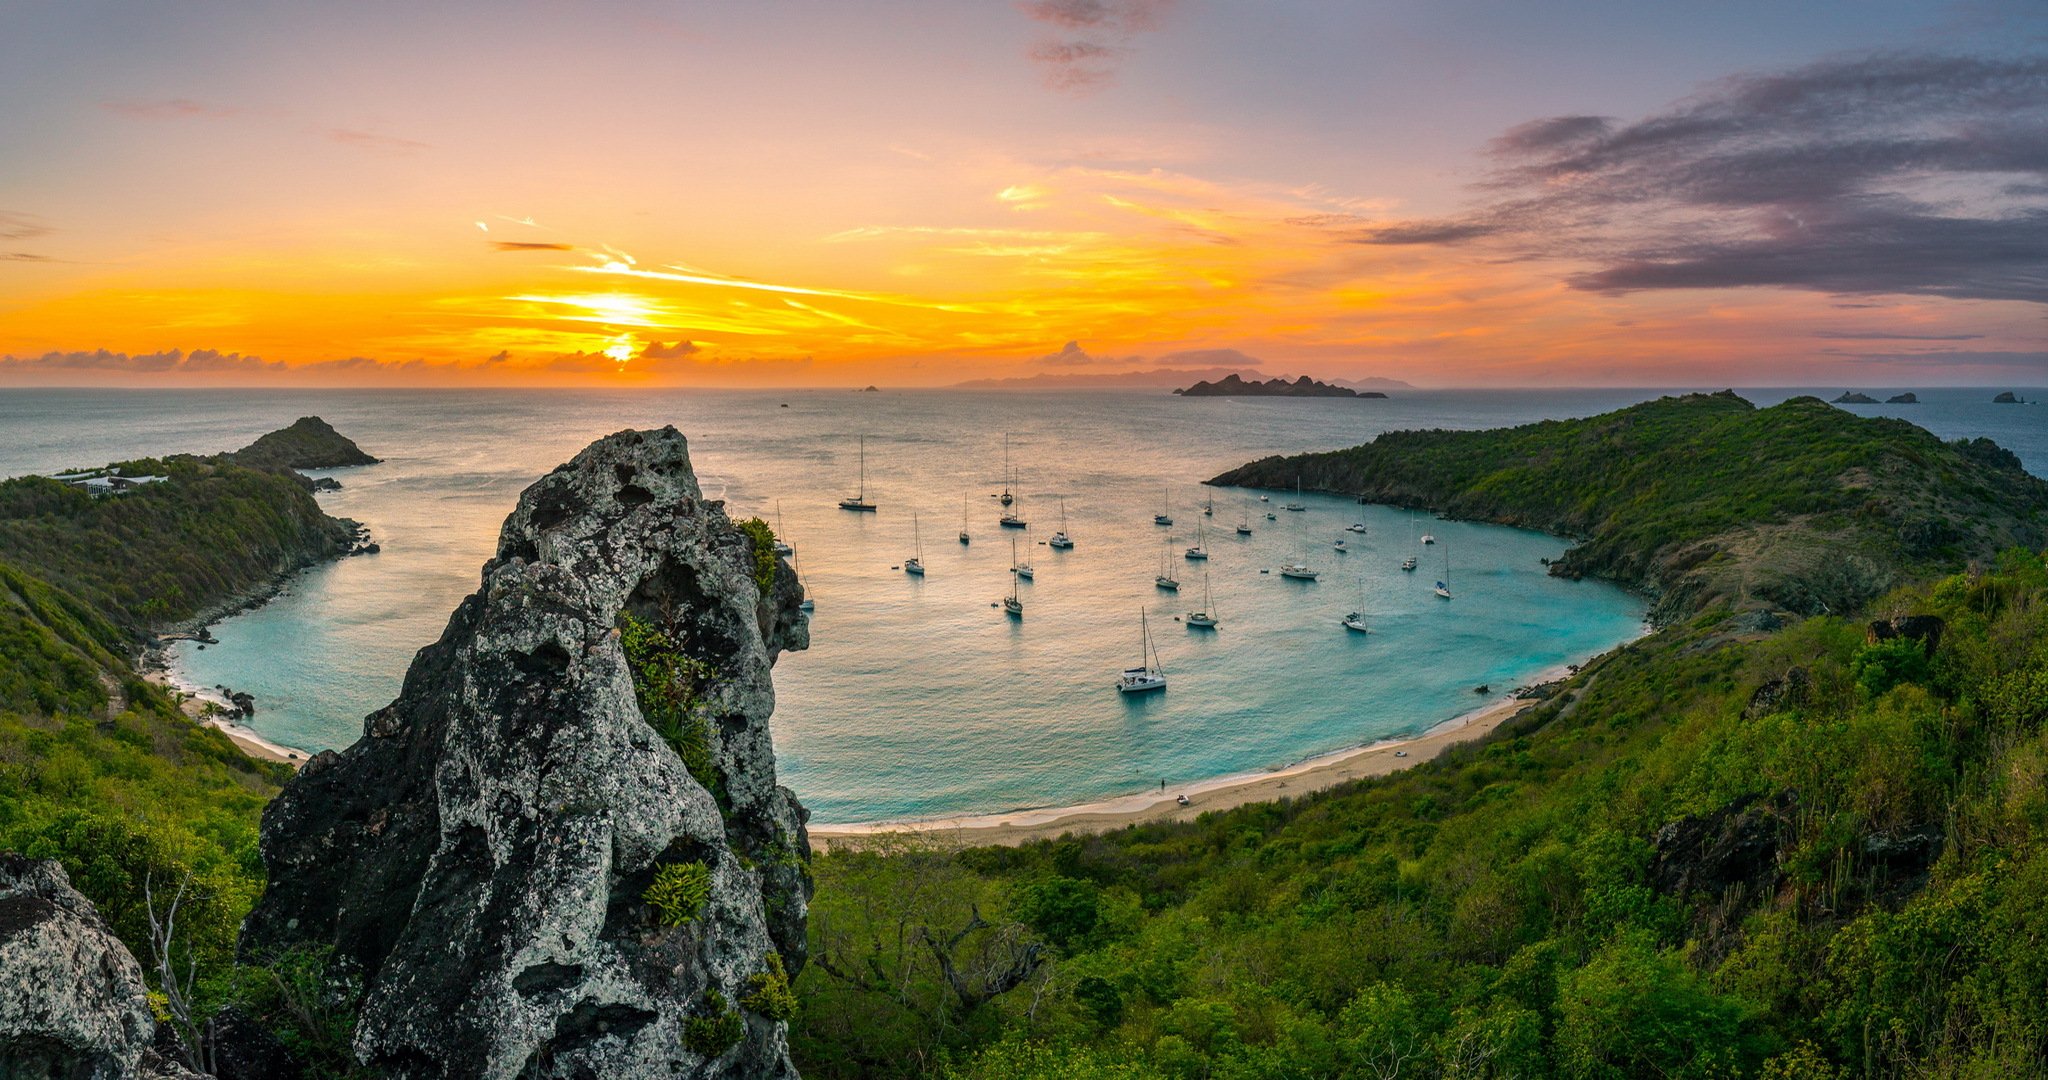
1356,52,2048,304
1019,0,1173,93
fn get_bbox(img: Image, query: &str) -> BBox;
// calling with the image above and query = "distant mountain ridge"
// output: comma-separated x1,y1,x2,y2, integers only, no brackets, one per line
1176,373,1388,398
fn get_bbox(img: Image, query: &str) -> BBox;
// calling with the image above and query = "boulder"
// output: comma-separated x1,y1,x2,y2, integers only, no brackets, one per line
0,854,199,1079
1743,665,1811,719
242,427,810,1080
1866,614,1945,656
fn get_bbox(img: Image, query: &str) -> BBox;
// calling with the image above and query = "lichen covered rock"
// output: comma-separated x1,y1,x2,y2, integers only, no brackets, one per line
0,854,197,1079
242,427,811,1079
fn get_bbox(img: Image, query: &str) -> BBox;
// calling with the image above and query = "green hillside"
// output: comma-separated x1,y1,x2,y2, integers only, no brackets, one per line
796,553,2048,1080
1210,392,2048,621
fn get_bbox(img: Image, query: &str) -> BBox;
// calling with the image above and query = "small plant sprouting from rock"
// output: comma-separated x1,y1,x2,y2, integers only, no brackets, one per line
618,612,722,797
684,990,746,1058
741,952,798,1021
644,860,713,927
736,517,779,595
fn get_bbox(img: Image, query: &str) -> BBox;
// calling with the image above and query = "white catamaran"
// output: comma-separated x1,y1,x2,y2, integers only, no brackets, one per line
1117,608,1167,693
1049,496,1074,549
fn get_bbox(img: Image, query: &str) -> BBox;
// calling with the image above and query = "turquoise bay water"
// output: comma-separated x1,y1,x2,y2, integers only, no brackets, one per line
3,387,2039,822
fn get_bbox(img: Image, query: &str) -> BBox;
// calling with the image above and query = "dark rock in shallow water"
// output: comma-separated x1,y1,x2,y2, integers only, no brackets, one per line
243,427,810,1080
1993,391,2019,403
0,854,198,1079
1830,391,1879,404
309,476,343,491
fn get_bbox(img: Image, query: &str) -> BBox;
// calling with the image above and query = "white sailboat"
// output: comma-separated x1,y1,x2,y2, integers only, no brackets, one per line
1003,536,1023,618
1155,533,1180,591
959,491,971,545
1116,609,1167,693
772,501,794,556
1342,574,1369,632
1012,540,1034,580
1283,479,1306,512
837,436,876,511
1434,547,1452,599
1203,495,1215,517
904,512,925,576
1049,496,1074,549
1184,517,1208,560
1154,484,1174,526
794,550,815,612
1402,555,1418,572
1186,570,1218,628
997,433,1015,507
1279,515,1319,580
1236,499,1252,536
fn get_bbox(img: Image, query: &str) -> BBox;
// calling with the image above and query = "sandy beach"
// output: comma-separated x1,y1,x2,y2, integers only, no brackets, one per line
143,668,309,769
809,686,1541,852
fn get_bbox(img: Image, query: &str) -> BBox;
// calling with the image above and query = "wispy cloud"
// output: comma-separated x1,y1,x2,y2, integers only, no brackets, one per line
326,128,428,154
1353,52,2048,304
1019,0,1174,94
490,241,574,252
1813,330,1987,340
99,98,238,121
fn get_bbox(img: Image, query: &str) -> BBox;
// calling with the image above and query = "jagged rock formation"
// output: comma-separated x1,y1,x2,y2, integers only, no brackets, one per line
242,427,811,1079
1886,392,1918,404
1175,373,1386,398
1993,391,2020,403
226,417,380,470
1831,391,1878,404
0,855,198,1079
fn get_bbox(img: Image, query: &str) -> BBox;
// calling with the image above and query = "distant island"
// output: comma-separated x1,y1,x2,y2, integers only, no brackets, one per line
225,415,382,470
1176,373,1387,398
1831,391,1879,404
1994,391,2023,403
1887,393,1918,404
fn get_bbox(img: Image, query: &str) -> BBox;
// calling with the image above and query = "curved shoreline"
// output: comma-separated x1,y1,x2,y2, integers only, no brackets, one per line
808,659,1584,851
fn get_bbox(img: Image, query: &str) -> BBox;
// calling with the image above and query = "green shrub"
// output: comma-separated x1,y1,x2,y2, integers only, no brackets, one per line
1851,635,1932,697
741,952,798,1021
618,613,721,797
685,990,746,1058
736,518,779,595
644,861,712,926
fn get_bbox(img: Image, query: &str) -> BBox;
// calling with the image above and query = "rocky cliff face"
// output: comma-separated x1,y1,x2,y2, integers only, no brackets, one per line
241,427,811,1079
0,855,197,1079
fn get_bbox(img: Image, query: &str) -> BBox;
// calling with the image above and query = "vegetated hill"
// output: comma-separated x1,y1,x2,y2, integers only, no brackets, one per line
797,552,2048,1080
224,414,380,470
1210,391,2048,621
0,425,376,1072
1175,373,1387,398
0,454,359,632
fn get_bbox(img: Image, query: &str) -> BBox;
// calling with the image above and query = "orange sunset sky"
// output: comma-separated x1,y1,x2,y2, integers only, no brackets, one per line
2,2,2044,388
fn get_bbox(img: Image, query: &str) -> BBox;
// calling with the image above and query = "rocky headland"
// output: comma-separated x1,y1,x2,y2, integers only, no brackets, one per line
241,427,811,1078
224,416,381,471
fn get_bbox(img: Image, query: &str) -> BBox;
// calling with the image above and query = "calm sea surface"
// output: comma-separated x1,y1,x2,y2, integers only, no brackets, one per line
2,387,2039,821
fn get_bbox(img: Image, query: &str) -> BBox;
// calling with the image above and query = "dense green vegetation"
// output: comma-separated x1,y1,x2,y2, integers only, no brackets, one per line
794,551,2048,1078
1213,393,2048,620
0,455,357,630
0,442,369,1074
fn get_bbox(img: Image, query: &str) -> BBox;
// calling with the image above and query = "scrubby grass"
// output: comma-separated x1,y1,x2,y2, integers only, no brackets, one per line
796,552,2048,1079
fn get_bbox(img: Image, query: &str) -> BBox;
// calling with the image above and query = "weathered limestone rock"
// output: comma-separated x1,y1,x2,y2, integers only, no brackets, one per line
242,427,811,1079
0,855,199,1079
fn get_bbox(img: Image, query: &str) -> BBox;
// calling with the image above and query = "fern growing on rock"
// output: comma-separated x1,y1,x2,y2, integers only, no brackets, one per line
644,860,712,927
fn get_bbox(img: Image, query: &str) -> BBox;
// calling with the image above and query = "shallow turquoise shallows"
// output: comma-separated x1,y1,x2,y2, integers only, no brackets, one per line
22,386,2029,822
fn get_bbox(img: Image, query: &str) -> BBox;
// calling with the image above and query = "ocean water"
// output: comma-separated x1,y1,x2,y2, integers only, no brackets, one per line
2,386,2039,822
